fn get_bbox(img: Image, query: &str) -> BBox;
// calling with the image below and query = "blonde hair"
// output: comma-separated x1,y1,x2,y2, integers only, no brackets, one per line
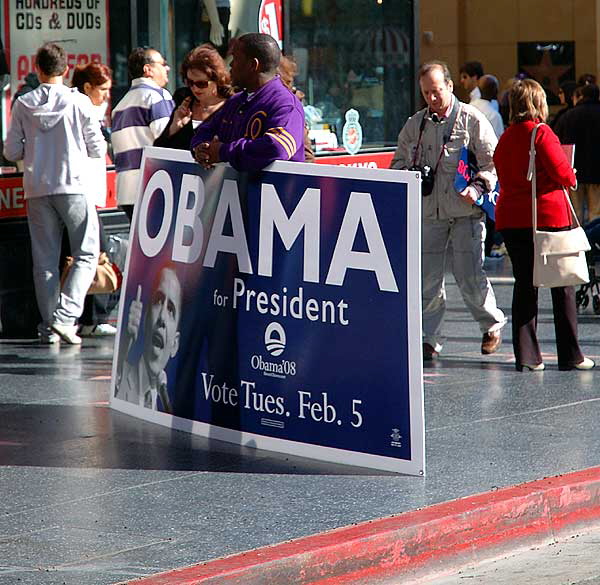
509,79,548,124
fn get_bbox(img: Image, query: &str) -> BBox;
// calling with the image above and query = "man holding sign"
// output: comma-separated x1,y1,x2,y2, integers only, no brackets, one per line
114,266,182,413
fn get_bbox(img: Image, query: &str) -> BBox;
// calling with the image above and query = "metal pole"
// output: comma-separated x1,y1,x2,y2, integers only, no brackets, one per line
131,0,138,49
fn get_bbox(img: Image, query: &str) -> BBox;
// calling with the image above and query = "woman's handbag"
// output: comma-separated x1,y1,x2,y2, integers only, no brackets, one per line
528,123,590,288
61,252,122,295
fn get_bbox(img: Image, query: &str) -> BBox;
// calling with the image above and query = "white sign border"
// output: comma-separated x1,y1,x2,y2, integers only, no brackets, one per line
110,147,425,476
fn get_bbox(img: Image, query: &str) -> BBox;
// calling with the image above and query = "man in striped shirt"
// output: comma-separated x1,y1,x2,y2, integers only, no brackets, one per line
191,33,305,171
111,47,174,220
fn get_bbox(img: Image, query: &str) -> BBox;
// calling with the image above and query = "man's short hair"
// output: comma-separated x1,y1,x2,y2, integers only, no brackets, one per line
576,83,600,103
237,33,281,74
36,43,67,77
418,61,452,84
459,60,484,79
578,73,597,86
479,74,499,101
128,47,159,79
150,264,183,326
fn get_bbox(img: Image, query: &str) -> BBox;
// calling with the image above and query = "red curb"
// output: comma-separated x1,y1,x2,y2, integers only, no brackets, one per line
118,466,600,585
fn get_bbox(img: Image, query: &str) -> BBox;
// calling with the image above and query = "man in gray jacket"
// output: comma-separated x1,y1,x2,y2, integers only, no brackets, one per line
4,43,105,345
390,61,505,360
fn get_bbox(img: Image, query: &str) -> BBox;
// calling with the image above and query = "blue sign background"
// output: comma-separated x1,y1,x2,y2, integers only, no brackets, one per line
113,152,421,469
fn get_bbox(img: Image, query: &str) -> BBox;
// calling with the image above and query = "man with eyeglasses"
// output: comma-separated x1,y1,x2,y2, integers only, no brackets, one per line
111,47,175,221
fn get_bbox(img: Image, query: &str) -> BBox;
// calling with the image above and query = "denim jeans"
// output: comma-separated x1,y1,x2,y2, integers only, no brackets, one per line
27,194,99,327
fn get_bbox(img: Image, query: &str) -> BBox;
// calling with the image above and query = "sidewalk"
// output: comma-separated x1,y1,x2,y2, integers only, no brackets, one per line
1,257,599,584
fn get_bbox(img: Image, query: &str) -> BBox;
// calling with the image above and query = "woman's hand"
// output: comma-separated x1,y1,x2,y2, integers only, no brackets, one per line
169,96,193,135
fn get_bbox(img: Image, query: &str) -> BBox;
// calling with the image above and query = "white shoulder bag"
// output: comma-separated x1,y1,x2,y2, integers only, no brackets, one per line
528,123,590,288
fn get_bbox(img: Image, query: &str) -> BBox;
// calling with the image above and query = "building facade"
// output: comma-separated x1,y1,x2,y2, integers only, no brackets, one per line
420,0,600,106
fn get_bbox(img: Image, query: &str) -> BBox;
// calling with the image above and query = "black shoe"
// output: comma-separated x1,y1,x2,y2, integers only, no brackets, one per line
423,343,439,361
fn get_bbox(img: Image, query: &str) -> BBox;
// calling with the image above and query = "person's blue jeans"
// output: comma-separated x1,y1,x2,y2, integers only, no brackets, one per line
27,194,99,328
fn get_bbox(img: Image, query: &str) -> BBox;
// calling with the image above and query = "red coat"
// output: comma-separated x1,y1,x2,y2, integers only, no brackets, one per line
494,120,576,230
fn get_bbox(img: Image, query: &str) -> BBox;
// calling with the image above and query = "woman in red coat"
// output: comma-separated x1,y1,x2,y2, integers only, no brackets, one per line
494,79,594,371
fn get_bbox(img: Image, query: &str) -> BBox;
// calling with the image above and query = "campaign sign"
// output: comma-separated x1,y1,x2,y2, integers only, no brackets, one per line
454,146,498,220
110,148,424,475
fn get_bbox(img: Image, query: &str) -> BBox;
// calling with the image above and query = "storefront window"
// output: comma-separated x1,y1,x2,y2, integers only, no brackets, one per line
288,0,415,152
0,0,415,158
106,0,416,154
109,0,133,105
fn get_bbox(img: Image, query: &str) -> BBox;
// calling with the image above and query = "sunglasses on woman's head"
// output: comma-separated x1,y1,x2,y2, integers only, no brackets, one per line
186,78,210,89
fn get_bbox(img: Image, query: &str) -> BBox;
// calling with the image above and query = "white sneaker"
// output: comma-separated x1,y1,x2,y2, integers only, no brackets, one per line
51,323,82,345
37,324,59,344
79,323,117,337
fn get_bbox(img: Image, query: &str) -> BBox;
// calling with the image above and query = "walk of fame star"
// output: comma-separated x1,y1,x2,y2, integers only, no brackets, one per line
522,49,572,97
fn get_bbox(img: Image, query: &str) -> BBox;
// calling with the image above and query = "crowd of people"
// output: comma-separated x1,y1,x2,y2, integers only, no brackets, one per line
392,58,595,371
4,38,596,379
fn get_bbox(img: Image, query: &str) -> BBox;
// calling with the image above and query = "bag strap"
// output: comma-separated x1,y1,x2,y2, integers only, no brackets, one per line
527,124,540,230
412,97,460,170
527,122,581,232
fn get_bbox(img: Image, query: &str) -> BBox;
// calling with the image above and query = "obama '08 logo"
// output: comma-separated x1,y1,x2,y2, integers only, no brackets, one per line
264,322,286,356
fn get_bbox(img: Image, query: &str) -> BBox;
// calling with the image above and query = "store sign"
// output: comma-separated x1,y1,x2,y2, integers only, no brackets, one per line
0,168,116,220
0,175,25,219
316,151,395,169
7,0,109,97
258,0,282,47
110,148,424,474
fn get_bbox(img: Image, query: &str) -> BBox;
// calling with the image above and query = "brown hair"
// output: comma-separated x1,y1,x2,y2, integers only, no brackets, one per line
418,60,452,84
278,55,305,100
127,47,161,79
509,79,548,124
71,62,112,94
278,55,297,89
36,43,67,77
181,45,233,99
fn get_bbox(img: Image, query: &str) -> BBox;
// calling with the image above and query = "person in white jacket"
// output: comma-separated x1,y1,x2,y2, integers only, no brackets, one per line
71,61,117,338
4,43,106,345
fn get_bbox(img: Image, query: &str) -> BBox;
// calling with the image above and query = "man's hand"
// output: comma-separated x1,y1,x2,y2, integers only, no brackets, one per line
193,136,222,169
127,285,143,341
209,21,225,46
459,185,480,205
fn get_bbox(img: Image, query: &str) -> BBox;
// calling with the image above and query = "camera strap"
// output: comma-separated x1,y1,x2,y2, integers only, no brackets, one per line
412,97,460,173
411,112,428,167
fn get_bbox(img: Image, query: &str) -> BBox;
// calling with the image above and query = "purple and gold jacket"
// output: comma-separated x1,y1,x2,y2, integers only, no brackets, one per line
190,76,305,171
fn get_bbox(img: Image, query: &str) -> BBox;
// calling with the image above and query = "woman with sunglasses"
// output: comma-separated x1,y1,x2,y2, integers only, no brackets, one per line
155,45,233,150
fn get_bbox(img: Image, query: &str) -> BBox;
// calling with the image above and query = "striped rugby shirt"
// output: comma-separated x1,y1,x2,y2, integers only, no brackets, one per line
190,76,305,171
111,78,174,205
